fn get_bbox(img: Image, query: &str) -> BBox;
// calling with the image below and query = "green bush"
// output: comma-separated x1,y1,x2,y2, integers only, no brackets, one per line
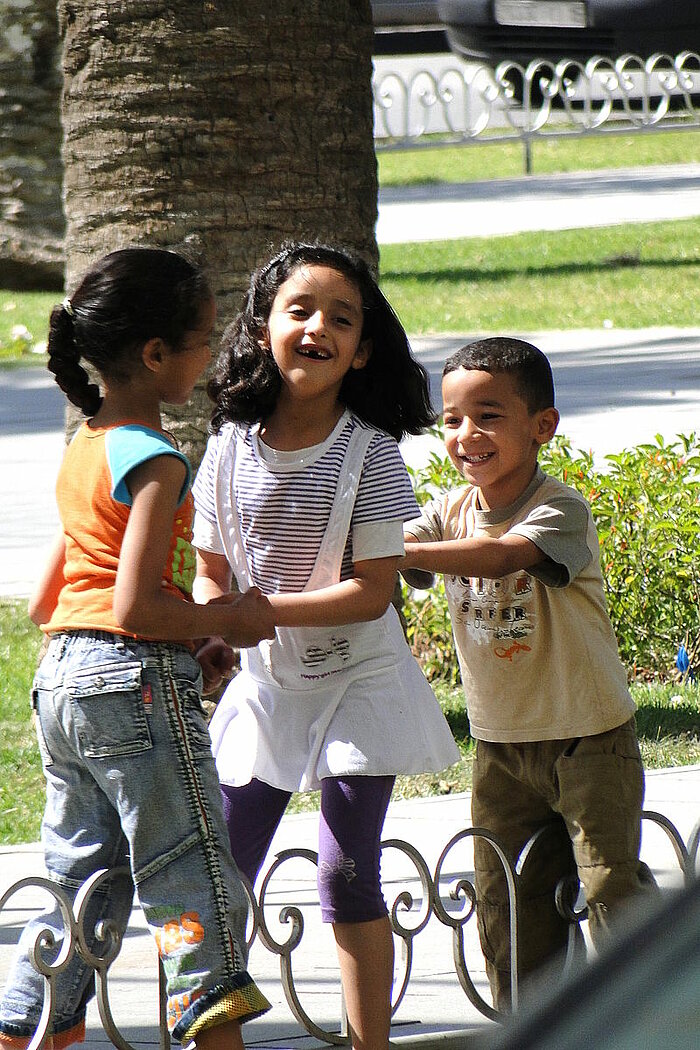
403,430,700,682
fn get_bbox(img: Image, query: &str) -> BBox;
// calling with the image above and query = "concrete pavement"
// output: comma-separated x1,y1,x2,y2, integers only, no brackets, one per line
4,164,700,596
400,325,700,471
4,323,700,598
377,162,700,243
0,367,65,599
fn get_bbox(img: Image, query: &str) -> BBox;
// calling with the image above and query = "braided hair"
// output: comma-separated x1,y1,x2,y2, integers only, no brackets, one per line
48,248,212,415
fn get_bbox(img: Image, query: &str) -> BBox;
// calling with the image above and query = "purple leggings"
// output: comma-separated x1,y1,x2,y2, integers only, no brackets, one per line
221,775,395,924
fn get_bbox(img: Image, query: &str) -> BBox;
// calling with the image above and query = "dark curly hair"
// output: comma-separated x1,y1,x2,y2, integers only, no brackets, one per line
47,247,212,416
443,337,555,413
208,241,435,441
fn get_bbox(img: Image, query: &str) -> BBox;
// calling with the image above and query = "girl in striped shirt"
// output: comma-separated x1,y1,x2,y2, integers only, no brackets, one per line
192,242,459,1050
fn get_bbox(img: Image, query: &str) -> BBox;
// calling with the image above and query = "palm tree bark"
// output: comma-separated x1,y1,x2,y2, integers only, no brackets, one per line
59,0,378,462
0,0,64,288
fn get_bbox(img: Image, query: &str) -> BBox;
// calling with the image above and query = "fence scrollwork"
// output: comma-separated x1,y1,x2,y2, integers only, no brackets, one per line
432,827,515,1021
2,810,699,1050
373,50,700,171
0,877,76,1050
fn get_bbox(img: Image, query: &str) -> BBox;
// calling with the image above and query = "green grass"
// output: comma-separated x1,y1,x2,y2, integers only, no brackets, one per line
0,290,56,361
378,129,700,186
632,681,700,770
1,133,698,356
379,217,700,332
2,599,698,838
0,600,46,844
393,677,700,802
2,218,698,356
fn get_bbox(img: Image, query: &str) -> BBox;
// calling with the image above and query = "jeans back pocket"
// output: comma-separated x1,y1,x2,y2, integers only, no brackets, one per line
66,661,153,759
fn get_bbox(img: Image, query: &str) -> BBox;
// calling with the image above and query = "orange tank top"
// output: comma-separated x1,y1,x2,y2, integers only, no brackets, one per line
44,422,195,637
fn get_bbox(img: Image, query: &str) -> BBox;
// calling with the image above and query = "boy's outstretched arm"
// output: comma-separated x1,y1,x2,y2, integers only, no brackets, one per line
402,533,547,580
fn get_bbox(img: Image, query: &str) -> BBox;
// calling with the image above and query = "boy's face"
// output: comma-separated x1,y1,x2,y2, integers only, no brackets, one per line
441,367,559,510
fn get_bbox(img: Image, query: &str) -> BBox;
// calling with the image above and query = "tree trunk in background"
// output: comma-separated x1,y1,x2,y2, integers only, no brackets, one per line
0,0,64,289
59,0,378,463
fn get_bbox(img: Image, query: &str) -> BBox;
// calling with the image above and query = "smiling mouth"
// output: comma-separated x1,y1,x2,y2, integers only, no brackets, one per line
462,452,493,464
297,346,331,361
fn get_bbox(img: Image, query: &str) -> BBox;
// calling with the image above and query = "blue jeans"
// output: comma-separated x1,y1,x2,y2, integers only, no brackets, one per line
0,632,270,1046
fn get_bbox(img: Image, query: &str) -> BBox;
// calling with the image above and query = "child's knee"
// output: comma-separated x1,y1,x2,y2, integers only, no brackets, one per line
317,853,386,924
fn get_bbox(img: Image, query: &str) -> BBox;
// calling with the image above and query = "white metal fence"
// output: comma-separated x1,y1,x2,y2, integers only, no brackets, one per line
2,809,698,1050
373,51,700,172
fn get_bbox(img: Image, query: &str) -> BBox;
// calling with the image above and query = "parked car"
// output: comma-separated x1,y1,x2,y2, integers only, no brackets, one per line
438,0,700,64
371,1,447,53
488,877,700,1050
372,1,440,27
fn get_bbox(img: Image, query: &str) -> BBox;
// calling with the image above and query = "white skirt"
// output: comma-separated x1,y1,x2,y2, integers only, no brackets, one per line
209,616,461,793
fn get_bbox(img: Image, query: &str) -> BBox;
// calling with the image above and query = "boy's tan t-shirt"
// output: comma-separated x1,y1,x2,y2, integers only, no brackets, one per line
405,468,635,742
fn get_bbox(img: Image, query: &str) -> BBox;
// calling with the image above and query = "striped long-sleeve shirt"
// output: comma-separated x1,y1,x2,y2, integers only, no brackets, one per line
192,411,419,594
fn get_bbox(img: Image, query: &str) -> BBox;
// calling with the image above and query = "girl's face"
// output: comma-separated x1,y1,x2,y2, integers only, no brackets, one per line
264,265,371,405
156,296,215,405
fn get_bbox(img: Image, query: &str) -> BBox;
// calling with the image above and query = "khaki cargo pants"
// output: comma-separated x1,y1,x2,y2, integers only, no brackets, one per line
472,718,653,1011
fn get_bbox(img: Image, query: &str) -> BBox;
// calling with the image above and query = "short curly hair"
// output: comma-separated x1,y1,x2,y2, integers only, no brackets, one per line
443,337,555,413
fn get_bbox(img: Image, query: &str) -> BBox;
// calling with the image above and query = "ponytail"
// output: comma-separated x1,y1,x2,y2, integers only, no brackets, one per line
46,248,212,418
47,302,102,416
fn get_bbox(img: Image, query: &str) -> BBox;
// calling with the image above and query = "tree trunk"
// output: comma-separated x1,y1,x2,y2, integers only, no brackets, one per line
59,0,378,464
0,0,64,289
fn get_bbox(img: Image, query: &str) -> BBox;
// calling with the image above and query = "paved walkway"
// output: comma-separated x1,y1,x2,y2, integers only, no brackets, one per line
4,323,700,598
377,162,700,243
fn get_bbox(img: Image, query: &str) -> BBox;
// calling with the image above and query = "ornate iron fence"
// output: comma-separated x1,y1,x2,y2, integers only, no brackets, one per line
373,51,700,172
1,810,698,1050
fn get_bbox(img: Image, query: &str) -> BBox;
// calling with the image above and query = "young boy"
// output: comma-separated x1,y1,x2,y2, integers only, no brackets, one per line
402,337,650,1010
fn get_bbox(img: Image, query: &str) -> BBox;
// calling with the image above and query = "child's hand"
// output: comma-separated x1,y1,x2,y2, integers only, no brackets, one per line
399,544,435,590
194,636,237,695
400,567,436,590
208,587,276,648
